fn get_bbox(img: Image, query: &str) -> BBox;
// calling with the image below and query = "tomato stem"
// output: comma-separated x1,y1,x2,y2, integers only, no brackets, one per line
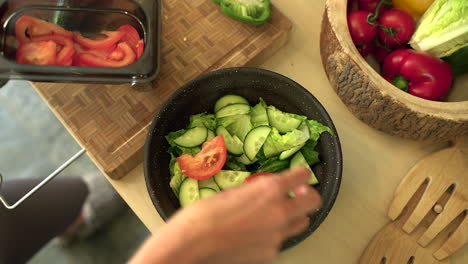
392,75,409,92
367,0,392,24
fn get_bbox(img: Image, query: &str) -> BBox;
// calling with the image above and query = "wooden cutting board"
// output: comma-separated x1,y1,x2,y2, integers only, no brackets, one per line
32,0,292,179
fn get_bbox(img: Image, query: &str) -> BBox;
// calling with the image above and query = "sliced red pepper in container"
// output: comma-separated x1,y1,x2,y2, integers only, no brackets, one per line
220,0,271,25
74,31,125,50
383,49,453,101
75,42,136,67
15,15,73,43
31,34,75,65
16,40,57,65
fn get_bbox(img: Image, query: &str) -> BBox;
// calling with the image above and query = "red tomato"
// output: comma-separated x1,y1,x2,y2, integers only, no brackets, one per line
347,11,377,45
118,25,140,50
31,34,75,65
75,42,136,67
357,42,375,57
176,136,227,180
136,40,144,58
358,0,390,13
15,15,73,43
74,30,124,50
378,8,415,47
246,172,275,182
16,40,57,65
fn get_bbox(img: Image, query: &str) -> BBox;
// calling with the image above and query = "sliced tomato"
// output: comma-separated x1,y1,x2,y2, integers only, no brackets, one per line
74,30,124,50
15,15,73,43
176,136,227,180
31,34,75,65
136,40,144,58
75,41,136,67
118,25,140,48
16,40,57,65
246,172,275,182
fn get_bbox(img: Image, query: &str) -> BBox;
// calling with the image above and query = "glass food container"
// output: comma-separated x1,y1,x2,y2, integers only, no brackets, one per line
0,0,161,84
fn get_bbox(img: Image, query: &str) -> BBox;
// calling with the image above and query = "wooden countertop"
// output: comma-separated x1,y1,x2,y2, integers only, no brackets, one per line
34,0,468,262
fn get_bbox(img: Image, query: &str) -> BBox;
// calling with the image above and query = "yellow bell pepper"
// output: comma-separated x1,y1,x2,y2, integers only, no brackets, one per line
392,0,434,18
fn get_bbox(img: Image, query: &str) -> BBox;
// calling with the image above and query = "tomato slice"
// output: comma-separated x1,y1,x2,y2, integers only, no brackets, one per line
245,172,275,182
136,40,144,58
16,40,57,65
75,41,136,67
176,136,227,180
74,31,124,50
31,34,75,65
15,15,73,43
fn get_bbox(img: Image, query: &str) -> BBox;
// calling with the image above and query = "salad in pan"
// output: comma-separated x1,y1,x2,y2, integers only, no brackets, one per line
165,95,332,207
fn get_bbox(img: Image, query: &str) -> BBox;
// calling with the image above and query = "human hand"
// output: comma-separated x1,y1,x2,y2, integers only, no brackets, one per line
129,167,322,264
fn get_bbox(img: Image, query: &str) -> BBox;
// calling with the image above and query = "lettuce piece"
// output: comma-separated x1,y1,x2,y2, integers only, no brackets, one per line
166,129,201,157
166,129,186,147
262,128,309,158
301,140,320,166
225,155,247,171
410,0,468,57
307,120,333,142
256,157,290,173
250,98,269,127
169,162,187,196
189,113,216,131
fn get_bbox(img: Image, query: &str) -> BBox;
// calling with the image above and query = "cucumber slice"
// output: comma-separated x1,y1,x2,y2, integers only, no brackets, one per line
236,154,258,165
214,94,249,112
279,144,305,160
243,126,272,160
199,177,220,192
213,170,251,190
174,127,208,148
216,126,244,155
267,106,303,133
206,130,215,141
216,104,251,118
298,121,310,139
179,178,200,207
290,152,319,185
199,188,217,199
251,100,269,127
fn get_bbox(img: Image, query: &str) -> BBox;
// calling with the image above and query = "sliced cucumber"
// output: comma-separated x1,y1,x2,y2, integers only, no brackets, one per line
279,144,304,160
213,170,251,190
243,126,272,160
199,177,220,192
216,104,251,118
174,127,208,148
267,106,304,133
214,95,249,112
178,178,200,207
216,126,244,155
200,188,217,199
206,130,216,141
298,121,310,139
290,152,319,185
236,154,258,165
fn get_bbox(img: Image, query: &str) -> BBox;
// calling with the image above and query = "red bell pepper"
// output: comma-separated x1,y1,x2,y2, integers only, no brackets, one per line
75,42,136,67
31,34,75,65
74,31,124,50
16,40,57,65
15,15,73,43
382,49,453,101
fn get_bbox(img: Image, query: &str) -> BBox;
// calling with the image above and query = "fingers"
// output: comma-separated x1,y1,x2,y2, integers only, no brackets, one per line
283,185,322,220
274,167,312,192
284,216,310,237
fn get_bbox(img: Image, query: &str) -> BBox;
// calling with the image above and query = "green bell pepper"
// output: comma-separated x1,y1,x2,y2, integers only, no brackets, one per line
212,0,221,5
220,0,271,25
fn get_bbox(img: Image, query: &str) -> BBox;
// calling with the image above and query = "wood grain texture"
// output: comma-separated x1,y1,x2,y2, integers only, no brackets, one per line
32,0,292,179
320,0,468,142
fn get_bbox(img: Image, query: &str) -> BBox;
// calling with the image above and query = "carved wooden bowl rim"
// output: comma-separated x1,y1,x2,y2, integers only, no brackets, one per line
324,0,468,121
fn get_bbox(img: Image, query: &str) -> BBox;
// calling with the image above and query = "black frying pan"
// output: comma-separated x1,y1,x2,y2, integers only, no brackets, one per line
144,67,343,250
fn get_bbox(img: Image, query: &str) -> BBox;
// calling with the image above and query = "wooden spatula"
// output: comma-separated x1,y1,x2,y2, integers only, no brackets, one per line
360,139,468,263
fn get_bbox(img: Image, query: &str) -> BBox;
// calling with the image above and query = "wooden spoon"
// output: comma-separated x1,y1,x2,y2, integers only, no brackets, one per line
360,139,468,263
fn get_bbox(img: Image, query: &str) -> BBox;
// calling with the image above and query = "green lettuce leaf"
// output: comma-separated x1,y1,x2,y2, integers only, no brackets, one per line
224,155,247,171
307,120,333,142
301,140,320,166
262,128,309,158
169,161,187,196
189,113,216,131
250,98,269,127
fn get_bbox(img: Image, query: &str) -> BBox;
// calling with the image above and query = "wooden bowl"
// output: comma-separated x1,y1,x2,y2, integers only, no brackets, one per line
320,0,468,142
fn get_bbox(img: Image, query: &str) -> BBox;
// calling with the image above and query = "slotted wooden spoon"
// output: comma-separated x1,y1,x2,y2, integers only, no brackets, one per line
360,138,468,263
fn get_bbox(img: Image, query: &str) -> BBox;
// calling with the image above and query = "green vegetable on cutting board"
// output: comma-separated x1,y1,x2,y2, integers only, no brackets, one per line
214,0,271,25
409,0,468,58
